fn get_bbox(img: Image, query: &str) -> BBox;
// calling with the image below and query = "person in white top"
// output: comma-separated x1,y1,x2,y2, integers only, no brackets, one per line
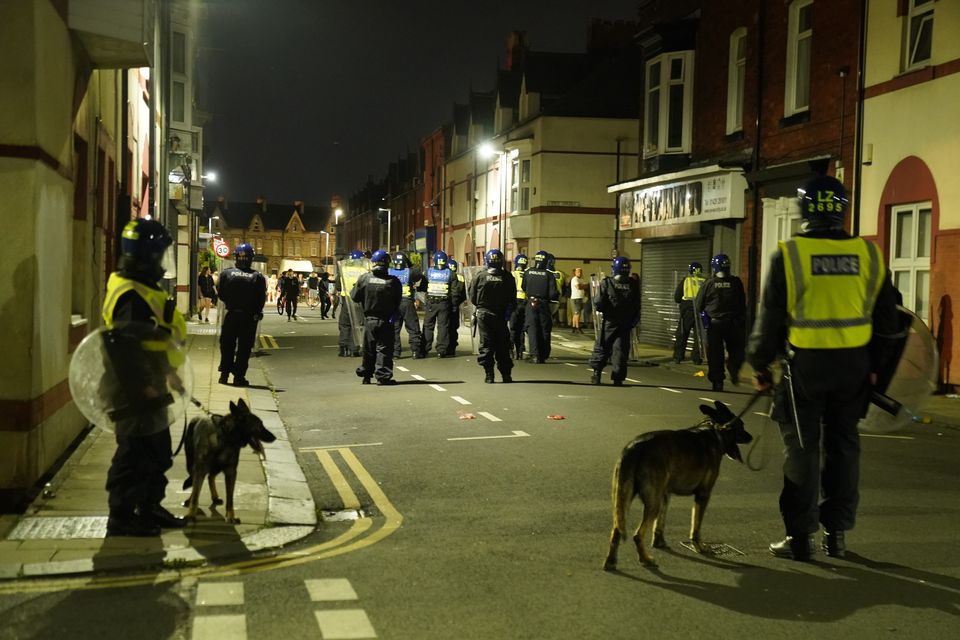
569,267,588,334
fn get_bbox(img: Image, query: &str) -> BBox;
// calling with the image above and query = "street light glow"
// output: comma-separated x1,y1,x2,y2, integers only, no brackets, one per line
478,142,496,159
203,171,218,183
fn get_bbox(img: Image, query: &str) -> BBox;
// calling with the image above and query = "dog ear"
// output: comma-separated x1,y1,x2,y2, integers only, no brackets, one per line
237,398,249,413
699,404,717,419
229,400,237,413
714,399,733,417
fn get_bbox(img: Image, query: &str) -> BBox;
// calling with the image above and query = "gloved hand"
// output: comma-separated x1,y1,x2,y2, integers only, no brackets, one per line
753,368,773,392
700,310,711,329
254,312,264,321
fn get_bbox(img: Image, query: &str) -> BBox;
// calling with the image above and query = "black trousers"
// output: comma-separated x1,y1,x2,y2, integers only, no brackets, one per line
673,301,702,362
285,295,298,318
448,303,461,352
393,297,423,356
525,299,553,361
219,311,257,378
510,300,526,356
476,309,512,375
106,427,172,513
589,320,631,381
338,301,357,352
320,293,331,317
705,319,744,384
357,317,395,381
776,348,869,536
423,300,451,356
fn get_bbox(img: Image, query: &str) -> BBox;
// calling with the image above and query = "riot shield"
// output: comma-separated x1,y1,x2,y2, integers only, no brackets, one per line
69,322,193,435
691,286,708,363
460,266,483,355
590,274,603,334
859,306,939,433
337,258,371,349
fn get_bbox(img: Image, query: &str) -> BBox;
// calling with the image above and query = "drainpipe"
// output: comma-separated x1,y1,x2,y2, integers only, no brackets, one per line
747,0,767,325
614,138,623,256
852,0,868,237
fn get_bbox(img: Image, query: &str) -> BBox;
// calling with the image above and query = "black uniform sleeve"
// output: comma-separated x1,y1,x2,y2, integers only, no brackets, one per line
674,279,685,304
351,273,367,303
254,273,267,309
469,272,481,306
594,279,609,313
694,280,709,317
630,279,641,321
735,276,747,322
747,251,790,372
390,278,403,312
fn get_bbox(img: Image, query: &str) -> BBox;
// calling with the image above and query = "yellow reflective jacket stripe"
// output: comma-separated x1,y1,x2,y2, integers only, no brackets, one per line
101,273,187,365
513,270,526,299
781,237,884,349
682,276,704,300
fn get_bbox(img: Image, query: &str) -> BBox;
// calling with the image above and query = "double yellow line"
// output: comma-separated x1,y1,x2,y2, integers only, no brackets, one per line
259,334,280,349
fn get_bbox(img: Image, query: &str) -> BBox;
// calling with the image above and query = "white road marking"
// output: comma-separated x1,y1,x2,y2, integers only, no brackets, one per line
451,396,472,405
753,411,770,417
699,397,715,403
429,384,446,392
305,578,358,602
396,366,410,372
411,374,426,381
862,433,915,440
314,610,377,639
659,387,682,393
448,430,530,441
196,582,244,606
565,363,577,367
299,442,383,450
625,378,641,383
478,411,502,422
192,615,246,640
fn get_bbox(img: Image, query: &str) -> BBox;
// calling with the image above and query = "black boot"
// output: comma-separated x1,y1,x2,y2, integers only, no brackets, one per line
822,530,846,558
140,504,186,529
218,372,229,385
484,369,495,384
106,511,160,537
591,370,601,385
769,535,815,561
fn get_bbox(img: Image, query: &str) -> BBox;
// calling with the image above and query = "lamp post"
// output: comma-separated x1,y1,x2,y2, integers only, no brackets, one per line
321,230,330,270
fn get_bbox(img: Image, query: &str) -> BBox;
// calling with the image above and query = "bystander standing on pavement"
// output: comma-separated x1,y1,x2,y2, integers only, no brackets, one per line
307,271,320,309
197,266,216,323
569,266,587,334
267,272,278,303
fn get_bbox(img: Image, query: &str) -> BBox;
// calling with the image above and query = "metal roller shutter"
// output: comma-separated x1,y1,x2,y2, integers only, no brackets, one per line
639,238,712,348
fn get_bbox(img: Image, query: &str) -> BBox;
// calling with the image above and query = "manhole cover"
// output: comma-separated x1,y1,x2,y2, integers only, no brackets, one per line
679,541,745,557
8,516,108,540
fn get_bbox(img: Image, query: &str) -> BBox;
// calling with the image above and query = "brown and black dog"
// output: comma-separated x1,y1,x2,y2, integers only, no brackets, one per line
182,399,276,524
603,400,752,570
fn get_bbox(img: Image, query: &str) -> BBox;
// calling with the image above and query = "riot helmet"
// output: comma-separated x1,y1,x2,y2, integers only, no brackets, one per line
546,253,556,271
118,219,174,282
688,262,703,276
798,175,848,231
349,250,364,260
433,250,448,269
392,251,409,269
371,249,390,269
514,253,528,271
532,251,549,269
234,243,254,269
448,259,459,273
611,256,631,278
711,254,731,275
485,249,505,269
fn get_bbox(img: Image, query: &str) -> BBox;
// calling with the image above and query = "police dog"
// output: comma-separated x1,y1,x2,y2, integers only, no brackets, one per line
182,399,276,524
603,400,752,570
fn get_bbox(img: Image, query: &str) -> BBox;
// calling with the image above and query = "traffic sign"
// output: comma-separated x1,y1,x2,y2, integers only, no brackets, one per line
215,243,230,258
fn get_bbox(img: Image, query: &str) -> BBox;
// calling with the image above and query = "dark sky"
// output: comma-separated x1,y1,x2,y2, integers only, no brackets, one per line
200,0,640,209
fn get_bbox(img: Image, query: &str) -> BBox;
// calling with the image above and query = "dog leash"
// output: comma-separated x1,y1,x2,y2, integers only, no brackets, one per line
723,389,775,472
172,396,211,458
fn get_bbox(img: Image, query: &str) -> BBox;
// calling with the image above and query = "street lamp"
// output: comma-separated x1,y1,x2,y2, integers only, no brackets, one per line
335,208,343,224
321,230,330,268
378,207,391,252
207,215,219,237
202,170,217,183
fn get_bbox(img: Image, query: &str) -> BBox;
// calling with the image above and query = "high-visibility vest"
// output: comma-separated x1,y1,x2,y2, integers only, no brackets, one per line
781,236,884,349
389,267,415,298
513,270,526,300
682,275,704,300
551,270,564,295
339,262,368,299
427,267,452,297
101,273,187,367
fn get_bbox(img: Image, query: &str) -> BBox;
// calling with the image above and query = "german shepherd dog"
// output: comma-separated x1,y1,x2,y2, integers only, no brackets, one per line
603,400,752,570
182,399,277,523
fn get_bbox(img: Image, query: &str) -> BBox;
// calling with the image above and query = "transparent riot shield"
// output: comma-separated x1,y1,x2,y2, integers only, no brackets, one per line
691,286,708,363
590,274,603,335
69,322,193,435
460,266,483,355
860,307,939,433
337,258,371,349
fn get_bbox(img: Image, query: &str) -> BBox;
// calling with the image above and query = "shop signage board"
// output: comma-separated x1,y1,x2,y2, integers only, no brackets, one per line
617,171,747,231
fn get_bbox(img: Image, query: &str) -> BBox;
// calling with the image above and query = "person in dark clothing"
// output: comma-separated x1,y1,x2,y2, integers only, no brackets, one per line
218,244,267,387
101,219,187,536
281,269,300,321
421,250,455,357
388,251,426,358
197,266,217,323
589,256,641,385
673,262,705,364
749,175,900,562
509,254,528,359
318,271,332,319
521,250,558,363
351,250,403,385
469,249,517,383
447,258,467,355
338,251,368,356
695,254,747,392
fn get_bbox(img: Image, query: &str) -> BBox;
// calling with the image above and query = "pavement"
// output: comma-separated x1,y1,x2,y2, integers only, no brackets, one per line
1,313,957,582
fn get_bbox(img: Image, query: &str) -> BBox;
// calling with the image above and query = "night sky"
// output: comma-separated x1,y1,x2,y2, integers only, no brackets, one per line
199,0,640,209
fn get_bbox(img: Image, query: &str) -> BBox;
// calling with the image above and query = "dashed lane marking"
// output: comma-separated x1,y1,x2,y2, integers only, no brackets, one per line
625,378,640,383
196,582,244,606
699,397,715,402
448,430,530,442
411,374,426,381
192,614,246,640
477,411,502,422
314,610,377,639
429,384,446,392
451,396,472,405
396,366,410,372
753,411,770,417
659,387,682,393
565,363,577,367
862,433,915,440
305,578,358,602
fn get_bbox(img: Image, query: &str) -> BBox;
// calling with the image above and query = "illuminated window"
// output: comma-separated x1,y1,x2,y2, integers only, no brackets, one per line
172,81,185,123
904,0,934,70
726,28,747,134
643,51,694,157
310,241,318,256
272,239,279,255
890,203,932,323
785,0,813,116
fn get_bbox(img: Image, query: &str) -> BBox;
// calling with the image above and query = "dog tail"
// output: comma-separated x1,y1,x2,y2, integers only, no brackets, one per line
182,418,197,490
610,455,633,537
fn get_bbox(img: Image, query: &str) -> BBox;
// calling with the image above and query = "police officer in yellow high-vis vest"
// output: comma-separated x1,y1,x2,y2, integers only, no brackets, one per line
748,175,899,562
510,254,528,360
673,262,705,364
101,219,187,537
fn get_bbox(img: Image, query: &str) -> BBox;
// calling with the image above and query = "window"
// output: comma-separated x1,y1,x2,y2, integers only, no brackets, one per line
904,0,934,70
255,239,263,252
172,31,186,74
272,239,280,255
172,80,185,123
643,52,694,157
785,0,813,116
510,159,519,212
294,240,302,256
726,28,747,134
890,203,932,323
310,241,318,256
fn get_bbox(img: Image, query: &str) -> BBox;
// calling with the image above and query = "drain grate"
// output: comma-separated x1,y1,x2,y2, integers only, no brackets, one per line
679,541,745,557
321,509,366,522
7,516,108,540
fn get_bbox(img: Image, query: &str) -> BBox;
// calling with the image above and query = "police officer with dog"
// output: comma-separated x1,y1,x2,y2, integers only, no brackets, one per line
389,251,426,359
422,250,455,358
522,250,558,363
695,254,746,392
469,249,516,383
351,250,403,385
337,250,367,357
749,175,899,562
510,254,528,359
101,219,187,536
590,256,640,386
673,262,705,364
218,243,267,387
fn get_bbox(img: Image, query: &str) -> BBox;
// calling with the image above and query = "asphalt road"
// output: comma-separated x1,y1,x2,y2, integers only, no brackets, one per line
2,305,958,639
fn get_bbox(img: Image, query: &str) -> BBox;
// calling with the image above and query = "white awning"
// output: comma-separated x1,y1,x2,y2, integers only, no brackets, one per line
279,259,316,273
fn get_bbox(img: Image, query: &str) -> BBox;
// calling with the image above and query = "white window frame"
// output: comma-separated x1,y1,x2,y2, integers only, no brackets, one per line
904,0,934,71
272,239,280,255
890,202,932,323
643,51,695,158
784,0,813,117
726,28,748,134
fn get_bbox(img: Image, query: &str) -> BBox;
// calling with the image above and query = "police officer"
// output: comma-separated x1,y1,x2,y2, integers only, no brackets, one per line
522,250,558,363
422,251,454,358
589,256,640,386
351,250,403,385
337,250,367,357
218,243,267,387
101,219,186,536
749,175,899,561
546,253,565,326
695,254,746,392
470,249,517,383
510,254,528,359
673,262,705,364
388,251,426,359
447,258,467,355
